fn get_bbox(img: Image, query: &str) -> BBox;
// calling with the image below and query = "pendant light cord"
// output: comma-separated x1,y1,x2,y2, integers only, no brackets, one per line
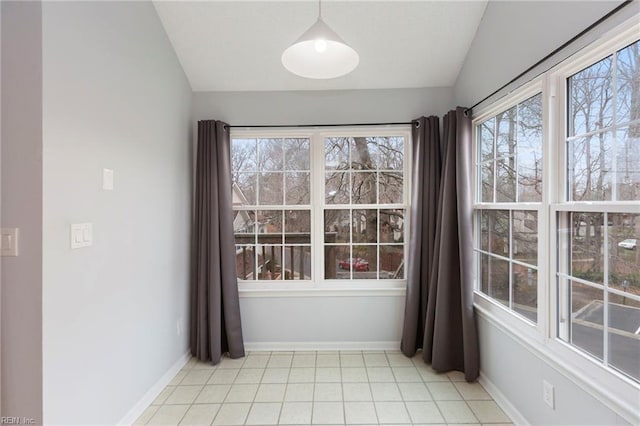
318,0,322,18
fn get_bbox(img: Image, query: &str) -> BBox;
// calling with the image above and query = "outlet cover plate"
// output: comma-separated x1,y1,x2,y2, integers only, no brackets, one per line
543,380,555,409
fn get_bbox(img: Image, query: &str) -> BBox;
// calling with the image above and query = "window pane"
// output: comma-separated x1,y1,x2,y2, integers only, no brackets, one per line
380,245,404,279
326,245,350,279
257,210,283,237
325,137,349,170
615,126,640,201
231,138,257,172
568,55,613,137
236,245,256,280
352,245,376,280
568,133,613,201
513,263,537,323
480,162,494,202
608,213,639,295
325,209,350,243
481,210,509,256
283,245,311,280
479,118,495,163
285,210,310,235
377,136,404,171
513,210,538,266
325,171,350,204
496,157,516,202
353,209,377,244
379,172,403,204
234,210,255,241
517,94,543,202
570,212,605,284
233,172,257,205
284,138,310,170
350,137,376,170
285,172,310,204
380,209,405,243
257,245,282,280
496,106,517,158
607,293,640,382
259,172,283,205
352,172,377,204
480,253,509,307
258,138,283,171
570,281,604,360
616,40,640,125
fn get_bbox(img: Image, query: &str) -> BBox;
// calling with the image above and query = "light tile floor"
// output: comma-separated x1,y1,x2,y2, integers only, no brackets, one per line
135,350,513,426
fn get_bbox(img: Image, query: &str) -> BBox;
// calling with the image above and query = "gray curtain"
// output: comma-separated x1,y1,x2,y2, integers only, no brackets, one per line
401,108,479,382
191,120,245,364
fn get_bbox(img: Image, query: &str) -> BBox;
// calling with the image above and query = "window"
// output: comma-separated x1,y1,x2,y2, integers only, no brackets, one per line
231,128,410,287
472,21,640,410
324,136,406,280
231,137,312,281
556,39,640,383
475,93,543,323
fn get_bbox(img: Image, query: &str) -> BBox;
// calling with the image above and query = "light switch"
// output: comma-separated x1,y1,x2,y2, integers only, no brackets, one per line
71,223,93,249
102,168,114,190
82,224,92,244
1,228,19,256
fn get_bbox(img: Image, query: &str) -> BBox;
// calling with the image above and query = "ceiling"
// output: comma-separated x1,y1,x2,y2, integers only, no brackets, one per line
153,1,488,92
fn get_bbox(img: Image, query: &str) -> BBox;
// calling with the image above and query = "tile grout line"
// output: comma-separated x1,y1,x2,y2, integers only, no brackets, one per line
142,351,512,426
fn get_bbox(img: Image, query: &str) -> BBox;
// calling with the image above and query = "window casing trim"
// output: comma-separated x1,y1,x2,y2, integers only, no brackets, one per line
230,126,412,291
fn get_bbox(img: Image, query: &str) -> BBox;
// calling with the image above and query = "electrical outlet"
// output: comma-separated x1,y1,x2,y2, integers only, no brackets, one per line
543,380,555,409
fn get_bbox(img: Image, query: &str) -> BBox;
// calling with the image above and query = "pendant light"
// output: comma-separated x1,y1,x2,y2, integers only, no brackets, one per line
281,0,359,79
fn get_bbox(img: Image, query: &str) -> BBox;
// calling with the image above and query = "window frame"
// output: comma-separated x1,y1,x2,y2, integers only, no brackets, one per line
472,78,547,341
230,126,412,293
471,17,640,424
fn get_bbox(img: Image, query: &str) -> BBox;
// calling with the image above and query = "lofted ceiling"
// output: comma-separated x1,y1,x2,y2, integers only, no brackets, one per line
153,1,488,92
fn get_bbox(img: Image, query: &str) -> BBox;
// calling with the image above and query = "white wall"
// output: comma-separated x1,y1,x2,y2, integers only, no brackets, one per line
193,87,454,125
477,314,632,426
454,1,638,108
1,1,43,422
42,2,192,424
240,294,405,349
193,87,451,348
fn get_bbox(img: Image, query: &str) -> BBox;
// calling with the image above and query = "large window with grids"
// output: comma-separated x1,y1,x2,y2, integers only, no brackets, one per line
555,39,640,383
475,92,543,323
473,22,640,409
231,128,410,287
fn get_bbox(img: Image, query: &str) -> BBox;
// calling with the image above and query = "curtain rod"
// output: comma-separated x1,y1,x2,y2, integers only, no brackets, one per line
465,0,633,115
226,122,413,129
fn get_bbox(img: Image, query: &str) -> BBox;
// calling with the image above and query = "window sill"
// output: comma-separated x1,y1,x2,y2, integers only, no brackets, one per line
238,285,407,298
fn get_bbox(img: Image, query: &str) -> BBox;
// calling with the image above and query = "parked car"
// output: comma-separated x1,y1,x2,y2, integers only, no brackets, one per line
339,257,370,271
618,239,637,250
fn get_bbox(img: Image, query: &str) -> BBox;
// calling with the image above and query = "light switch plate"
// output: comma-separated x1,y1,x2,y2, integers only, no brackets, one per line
1,228,19,256
71,223,93,249
102,168,114,190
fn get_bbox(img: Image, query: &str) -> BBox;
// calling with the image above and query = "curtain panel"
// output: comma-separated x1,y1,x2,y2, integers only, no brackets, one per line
190,120,245,364
401,109,479,382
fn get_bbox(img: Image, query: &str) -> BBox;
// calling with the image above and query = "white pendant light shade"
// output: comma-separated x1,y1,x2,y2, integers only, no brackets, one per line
282,17,359,79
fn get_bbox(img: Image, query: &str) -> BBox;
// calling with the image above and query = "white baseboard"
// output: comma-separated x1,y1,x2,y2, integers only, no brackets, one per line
118,350,191,425
244,341,401,352
479,372,530,426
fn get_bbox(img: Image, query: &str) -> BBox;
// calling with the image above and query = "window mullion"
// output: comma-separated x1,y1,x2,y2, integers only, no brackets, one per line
312,132,324,286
